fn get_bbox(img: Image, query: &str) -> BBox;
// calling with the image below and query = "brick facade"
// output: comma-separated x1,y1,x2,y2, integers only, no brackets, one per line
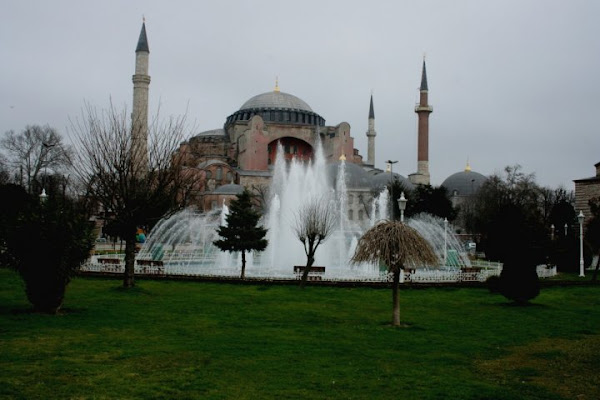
574,162,600,223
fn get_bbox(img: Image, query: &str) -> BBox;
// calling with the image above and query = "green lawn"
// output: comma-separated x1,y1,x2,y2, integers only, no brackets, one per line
1,268,599,400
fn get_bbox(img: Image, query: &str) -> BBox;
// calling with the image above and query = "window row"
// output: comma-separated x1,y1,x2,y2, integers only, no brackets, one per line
226,110,325,126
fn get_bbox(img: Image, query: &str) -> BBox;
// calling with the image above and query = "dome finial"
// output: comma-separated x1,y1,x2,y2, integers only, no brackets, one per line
274,76,280,92
465,159,472,172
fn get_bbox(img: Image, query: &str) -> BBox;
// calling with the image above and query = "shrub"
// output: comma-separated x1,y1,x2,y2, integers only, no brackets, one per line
0,184,94,313
486,275,501,293
498,258,540,305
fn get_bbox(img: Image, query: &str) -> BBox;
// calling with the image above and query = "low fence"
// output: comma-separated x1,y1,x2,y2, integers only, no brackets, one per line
81,255,558,283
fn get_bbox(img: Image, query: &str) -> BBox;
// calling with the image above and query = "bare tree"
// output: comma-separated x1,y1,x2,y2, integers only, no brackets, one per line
70,103,194,287
1,125,71,193
293,197,337,288
352,221,438,327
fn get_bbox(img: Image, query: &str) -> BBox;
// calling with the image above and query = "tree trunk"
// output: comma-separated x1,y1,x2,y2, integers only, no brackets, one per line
241,250,246,280
123,237,136,288
592,252,600,282
392,269,401,327
300,253,315,289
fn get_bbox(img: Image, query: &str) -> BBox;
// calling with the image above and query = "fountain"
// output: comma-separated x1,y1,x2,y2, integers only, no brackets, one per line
109,135,472,281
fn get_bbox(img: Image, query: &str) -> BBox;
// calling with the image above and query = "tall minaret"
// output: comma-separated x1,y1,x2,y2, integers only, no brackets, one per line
131,20,150,170
410,58,433,185
366,94,376,166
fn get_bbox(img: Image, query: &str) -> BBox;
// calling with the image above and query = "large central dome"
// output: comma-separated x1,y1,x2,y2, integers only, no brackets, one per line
240,91,313,112
226,89,325,127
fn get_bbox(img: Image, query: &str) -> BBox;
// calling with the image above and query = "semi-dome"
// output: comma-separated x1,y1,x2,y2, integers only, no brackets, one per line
326,162,373,190
441,165,487,197
225,89,325,126
371,171,414,192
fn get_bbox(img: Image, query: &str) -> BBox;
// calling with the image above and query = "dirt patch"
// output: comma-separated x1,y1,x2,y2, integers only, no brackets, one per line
476,335,600,399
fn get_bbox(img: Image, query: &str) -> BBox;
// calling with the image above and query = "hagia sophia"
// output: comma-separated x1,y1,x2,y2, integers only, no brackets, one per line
131,22,488,217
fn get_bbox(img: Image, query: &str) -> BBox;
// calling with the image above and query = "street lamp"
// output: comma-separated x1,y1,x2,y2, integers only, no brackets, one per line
578,210,585,277
386,160,398,220
564,223,568,236
550,224,555,241
39,188,48,203
444,217,448,266
398,191,407,223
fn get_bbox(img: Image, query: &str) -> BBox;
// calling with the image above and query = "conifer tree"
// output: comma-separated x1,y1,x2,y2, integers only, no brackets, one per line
213,189,268,279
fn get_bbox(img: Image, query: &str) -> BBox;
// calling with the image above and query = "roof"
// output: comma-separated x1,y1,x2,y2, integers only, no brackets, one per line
212,184,244,195
371,171,414,191
327,162,373,189
441,169,487,196
135,22,149,53
194,128,226,137
196,159,229,169
236,170,273,177
239,91,313,112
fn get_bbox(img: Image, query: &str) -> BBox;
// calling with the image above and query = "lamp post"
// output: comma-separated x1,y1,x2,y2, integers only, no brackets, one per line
39,188,48,203
444,217,448,266
386,160,398,220
564,223,568,237
578,210,585,277
398,192,407,223
550,224,555,241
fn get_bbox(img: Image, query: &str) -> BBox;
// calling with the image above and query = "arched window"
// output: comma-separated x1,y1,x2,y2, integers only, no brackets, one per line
358,210,364,220
216,167,222,180
348,209,354,220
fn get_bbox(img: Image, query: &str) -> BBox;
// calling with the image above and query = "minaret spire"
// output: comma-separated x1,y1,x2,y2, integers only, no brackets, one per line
420,57,428,91
131,20,151,171
410,57,433,185
135,21,150,53
366,93,376,166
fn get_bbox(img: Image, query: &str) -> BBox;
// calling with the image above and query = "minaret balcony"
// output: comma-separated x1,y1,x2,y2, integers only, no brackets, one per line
415,105,433,113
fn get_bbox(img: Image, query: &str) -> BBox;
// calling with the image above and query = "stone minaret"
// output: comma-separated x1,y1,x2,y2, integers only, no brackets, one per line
410,58,433,185
366,94,376,167
131,21,150,170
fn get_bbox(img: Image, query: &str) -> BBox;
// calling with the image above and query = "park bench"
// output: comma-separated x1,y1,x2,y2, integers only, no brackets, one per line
136,259,165,274
294,266,326,281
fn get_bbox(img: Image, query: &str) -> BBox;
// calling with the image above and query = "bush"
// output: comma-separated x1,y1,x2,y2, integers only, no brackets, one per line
486,275,501,293
498,259,540,305
0,184,94,313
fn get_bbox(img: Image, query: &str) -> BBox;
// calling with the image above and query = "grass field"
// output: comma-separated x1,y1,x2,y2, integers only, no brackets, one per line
1,268,599,400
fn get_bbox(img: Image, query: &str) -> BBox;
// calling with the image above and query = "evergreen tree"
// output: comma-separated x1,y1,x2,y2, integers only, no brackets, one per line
213,189,268,279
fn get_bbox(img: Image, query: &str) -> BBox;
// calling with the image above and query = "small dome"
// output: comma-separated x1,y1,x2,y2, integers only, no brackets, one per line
371,172,414,191
441,169,487,197
194,128,226,137
326,162,373,189
240,91,313,112
212,183,244,195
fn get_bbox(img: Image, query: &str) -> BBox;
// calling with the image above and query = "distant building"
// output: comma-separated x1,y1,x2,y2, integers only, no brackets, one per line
574,161,600,222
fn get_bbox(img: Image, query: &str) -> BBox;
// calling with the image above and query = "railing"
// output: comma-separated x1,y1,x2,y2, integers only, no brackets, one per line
81,256,558,282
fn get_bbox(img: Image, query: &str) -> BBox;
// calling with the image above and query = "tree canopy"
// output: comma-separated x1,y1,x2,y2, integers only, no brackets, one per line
70,103,194,287
0,125,71,194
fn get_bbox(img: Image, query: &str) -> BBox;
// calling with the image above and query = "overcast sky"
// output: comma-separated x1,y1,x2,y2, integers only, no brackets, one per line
1,0,599,189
